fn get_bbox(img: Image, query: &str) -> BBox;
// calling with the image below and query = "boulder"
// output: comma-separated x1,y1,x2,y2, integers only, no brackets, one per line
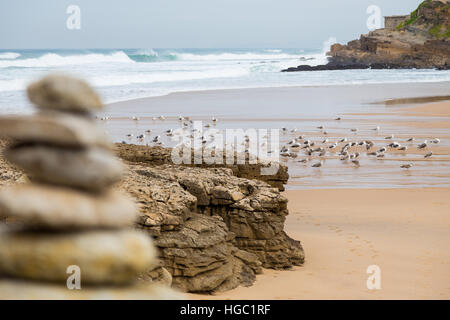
0,227,156,285
0,184,137,229
0,113,112,149
27,74,103,113
5,144,123,192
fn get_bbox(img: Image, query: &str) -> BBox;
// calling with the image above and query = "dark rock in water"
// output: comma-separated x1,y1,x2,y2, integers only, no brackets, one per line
282,1,450,72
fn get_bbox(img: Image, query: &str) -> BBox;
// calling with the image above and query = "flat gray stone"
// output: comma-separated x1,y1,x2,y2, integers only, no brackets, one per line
0,227,157,285
0,184,138,229
0,280,184,300
27,74,103,113
5,145,123,192
0,113,112,149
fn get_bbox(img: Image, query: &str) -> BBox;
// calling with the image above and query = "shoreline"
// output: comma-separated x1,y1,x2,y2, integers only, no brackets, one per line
106,80,450,110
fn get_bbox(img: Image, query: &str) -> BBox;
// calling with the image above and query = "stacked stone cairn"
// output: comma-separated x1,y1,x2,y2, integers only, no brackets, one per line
0,74,183,299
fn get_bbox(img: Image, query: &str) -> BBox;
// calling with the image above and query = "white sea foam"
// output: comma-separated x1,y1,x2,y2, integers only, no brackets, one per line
172,52,302,61
0,52,21,60
0,51,133,68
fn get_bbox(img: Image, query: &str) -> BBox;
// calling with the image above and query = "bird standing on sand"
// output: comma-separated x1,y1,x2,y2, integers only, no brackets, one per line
418,141,427,149
312,160,323,168
400,163,413,169
424,152,433,158
430,138,440,144
385,134,394,140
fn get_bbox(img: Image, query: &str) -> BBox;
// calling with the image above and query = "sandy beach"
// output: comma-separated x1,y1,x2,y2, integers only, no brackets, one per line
187,187,449,300
102,85,450,300
184,98,450,300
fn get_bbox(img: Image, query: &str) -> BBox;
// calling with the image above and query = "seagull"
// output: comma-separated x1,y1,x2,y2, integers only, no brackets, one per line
372,126,380,131
398,146,407,151
145,129,152,134
126,134,133,138
329,143,338,149
132,116,140,121
152,136,161,142
351,160,360,166
424,152,433,158
406,137,414,142
335,117,342,121
430,138,440,144
312,160,323,168
317,125,324,129
418,142,427,149
322,138,329,144
385,134,394,140
339,138,347,143
376,153,385,158
297,159,309,163
400,163,413,169
159,115,166,120
350,128,358,132
378,147,387,153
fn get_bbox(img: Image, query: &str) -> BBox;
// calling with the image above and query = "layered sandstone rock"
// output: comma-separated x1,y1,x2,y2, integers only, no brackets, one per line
118,159,304,293
283,0,450,71
115,143,289,191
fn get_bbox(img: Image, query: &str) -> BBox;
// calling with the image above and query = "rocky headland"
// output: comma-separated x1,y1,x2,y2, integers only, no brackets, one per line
283,0,450,72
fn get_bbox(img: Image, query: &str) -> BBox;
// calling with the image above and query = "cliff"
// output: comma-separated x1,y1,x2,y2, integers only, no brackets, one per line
283,0,450,71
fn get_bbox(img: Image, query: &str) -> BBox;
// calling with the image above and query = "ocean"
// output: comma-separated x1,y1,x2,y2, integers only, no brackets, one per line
1,45,450,114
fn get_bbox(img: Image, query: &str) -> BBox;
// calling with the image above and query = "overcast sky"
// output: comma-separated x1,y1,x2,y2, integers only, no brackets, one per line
0,0,421,49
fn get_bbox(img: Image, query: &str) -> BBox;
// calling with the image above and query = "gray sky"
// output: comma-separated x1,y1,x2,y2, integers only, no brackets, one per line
0,0,421,49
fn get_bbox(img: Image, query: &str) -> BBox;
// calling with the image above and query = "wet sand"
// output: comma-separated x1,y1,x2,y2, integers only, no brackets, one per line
103,83,450,189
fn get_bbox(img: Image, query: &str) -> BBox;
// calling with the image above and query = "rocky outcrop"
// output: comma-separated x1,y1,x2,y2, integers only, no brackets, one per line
115,143,289,191
0,138,304,294
0,74,183,299
118,162,303,293
283,0,450,71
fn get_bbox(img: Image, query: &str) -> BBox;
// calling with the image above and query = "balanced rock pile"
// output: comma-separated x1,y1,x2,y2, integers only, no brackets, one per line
0,74,182,299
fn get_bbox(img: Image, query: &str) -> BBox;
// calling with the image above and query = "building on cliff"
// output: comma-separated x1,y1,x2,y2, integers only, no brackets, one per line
384,15,410,30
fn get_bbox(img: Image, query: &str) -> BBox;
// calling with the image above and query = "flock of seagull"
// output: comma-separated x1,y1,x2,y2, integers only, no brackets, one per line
99,115,442,170
277,119,441,170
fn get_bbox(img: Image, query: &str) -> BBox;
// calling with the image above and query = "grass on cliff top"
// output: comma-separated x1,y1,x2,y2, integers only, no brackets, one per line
395,0,449,39
395,0,432,30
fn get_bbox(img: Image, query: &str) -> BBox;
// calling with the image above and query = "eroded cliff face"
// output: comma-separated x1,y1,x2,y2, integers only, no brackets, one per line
117,146,304,293
283,0,450,71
